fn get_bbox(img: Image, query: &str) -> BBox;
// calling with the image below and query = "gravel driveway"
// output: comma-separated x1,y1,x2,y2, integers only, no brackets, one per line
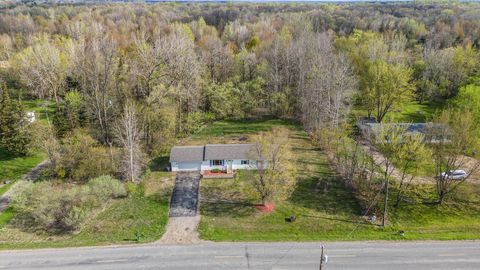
160,172,203,244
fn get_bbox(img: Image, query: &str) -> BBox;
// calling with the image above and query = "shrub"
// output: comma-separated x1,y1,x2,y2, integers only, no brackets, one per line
55,130,118,182
10,175,125,233
126,182,145,197
88,175,127,199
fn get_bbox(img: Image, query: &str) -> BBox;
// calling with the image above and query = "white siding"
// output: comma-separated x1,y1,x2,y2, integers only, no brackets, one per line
171,162,201,172
232,159,256,170
174,159,257,172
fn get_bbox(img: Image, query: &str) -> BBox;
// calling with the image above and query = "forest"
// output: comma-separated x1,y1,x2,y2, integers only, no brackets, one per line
1,2,480,240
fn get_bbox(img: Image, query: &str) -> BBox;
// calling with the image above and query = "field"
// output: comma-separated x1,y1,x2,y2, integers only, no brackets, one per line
0,171,172,249
196,119,480,241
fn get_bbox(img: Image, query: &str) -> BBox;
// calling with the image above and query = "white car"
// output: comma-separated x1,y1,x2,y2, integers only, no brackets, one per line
441,170,467,180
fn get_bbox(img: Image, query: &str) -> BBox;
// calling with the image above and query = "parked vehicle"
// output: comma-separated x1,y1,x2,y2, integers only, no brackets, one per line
440,170,467,180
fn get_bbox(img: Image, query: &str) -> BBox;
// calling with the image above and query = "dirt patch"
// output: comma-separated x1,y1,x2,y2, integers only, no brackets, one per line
255,203,275,212
157,216,203,244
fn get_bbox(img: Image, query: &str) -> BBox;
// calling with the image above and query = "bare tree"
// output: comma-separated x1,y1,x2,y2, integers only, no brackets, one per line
115,102,145,182
297,32,357,130
70,22,119,145
13,36,71,103
248,127,295,205
428,109,480,204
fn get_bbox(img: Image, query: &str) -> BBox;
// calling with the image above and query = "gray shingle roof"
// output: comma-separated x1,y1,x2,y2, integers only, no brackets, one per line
169,144,255,162
169,146,205,162
204,144,254,160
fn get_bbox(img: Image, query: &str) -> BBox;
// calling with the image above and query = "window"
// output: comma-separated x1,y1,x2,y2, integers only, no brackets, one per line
241,160,250,165
211,160,224,166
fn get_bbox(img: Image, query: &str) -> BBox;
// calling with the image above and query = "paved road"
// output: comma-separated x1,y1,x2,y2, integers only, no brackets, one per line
1,241,479,269
169,172,201,217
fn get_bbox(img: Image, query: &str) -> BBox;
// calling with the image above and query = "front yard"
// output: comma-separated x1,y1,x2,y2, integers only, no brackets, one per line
0,171,172,249
196,119,480,241
0,150,44,196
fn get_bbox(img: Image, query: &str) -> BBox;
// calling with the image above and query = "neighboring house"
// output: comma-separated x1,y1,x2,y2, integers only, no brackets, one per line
358,122,450,143
169,144,257,173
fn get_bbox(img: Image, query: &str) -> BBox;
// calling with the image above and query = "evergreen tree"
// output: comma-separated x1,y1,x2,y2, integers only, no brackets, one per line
0,85,31,156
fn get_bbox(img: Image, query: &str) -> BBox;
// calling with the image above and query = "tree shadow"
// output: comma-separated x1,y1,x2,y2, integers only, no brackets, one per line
301,214,378,227
200,185,255,217
0,149,14,161
290,175,362,217
149,156,169,172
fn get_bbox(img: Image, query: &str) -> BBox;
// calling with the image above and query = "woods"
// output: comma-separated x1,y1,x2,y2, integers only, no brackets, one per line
1,2,480,239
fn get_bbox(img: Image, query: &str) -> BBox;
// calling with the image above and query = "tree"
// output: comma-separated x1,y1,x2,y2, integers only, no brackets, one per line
374,124,406,227
297,32,357,130
30,122,60,169
12,36,71,104
419,46,479,100
248,127,295,205
55,130,116,182
428,108,480,204
0,85,31,156
203,81,240,119
115,103,145,182
361,60,414,122
392,132,431,208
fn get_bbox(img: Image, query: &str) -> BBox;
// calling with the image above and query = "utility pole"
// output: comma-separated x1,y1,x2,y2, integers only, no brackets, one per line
382,177,389,227
319,244,327,270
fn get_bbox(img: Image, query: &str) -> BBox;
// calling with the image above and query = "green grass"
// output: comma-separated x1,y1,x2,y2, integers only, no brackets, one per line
197,119,480,241
0,150,44,196
22,99,55,122
388,101,445,123
190,118,297,144
352,100,445,123
0,171,172,249
0,208,14,228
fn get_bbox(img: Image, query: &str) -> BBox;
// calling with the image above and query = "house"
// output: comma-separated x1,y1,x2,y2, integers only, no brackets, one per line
358,122,450,143
169,144,257,173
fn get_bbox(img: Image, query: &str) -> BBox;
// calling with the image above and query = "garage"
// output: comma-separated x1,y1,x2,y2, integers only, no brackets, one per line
169,145,205,172
176,162,201,171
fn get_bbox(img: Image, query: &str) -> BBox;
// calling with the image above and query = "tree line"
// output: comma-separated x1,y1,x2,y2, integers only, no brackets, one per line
0,2,479,184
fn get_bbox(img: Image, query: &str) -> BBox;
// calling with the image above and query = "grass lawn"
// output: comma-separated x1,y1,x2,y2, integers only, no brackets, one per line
0,150,44,196
352,100,445,123
23,99,55,122
197,119,480,241
0,98,55,195
0,171,172,249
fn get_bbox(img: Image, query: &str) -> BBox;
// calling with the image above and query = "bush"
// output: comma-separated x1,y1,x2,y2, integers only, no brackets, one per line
88,175,127,199
126,182,145,197
55,130,118,182
10,175,125,233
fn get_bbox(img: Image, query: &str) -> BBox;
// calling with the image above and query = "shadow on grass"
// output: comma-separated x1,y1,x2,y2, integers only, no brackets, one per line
0,149,14,161
200,185,255,217
290,175,362,217
201,199,255,218
301,213,377,227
